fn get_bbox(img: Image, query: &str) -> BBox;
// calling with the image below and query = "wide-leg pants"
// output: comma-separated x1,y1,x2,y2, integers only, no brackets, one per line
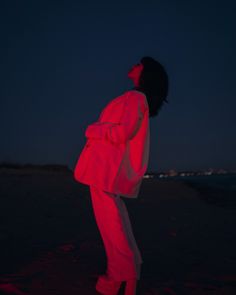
89,185,143,282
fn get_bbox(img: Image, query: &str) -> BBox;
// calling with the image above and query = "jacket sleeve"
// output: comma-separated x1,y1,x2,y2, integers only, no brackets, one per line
85,92,147,144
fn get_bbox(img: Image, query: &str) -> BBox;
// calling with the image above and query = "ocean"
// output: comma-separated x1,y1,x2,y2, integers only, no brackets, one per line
162,173,236,192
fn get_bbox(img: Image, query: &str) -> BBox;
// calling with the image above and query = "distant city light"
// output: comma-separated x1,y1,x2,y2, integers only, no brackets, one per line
143,168,234,179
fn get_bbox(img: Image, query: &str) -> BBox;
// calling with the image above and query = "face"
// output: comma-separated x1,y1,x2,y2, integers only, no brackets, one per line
128,63,144,87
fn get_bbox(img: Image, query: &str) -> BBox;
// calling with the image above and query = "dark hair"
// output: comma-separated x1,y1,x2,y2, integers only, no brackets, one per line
134,56,169,118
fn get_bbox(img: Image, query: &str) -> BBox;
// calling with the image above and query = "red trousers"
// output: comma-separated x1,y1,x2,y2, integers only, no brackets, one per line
89,185,143,281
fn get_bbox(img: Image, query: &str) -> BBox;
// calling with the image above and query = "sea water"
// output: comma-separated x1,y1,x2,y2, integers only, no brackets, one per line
162,173,236,192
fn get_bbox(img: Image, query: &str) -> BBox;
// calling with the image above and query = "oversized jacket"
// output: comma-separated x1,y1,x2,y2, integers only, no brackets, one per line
73,89,150,198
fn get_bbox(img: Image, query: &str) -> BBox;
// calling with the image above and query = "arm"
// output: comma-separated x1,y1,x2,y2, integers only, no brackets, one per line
85,92,147,144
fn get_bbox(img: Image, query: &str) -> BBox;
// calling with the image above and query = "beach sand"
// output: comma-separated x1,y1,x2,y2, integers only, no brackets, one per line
0,169,236,294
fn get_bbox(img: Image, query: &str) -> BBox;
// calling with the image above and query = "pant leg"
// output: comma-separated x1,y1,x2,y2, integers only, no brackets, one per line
89,185,142,281
114,196,143,279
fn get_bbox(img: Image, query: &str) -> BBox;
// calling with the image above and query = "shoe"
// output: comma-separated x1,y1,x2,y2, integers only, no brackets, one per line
95,275,122,295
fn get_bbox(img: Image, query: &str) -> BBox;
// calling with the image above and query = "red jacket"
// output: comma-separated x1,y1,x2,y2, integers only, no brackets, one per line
74,90,150,198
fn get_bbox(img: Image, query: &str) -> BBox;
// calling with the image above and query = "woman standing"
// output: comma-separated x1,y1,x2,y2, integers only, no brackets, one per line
74,56,169,295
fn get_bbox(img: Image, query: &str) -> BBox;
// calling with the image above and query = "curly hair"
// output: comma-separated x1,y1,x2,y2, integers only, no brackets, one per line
134,56,169,118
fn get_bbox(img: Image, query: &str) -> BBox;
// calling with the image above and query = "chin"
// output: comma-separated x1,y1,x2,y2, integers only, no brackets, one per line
128,72,134,79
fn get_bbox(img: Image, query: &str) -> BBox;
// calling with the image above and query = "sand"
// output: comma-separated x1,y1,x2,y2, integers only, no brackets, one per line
0,169,236,294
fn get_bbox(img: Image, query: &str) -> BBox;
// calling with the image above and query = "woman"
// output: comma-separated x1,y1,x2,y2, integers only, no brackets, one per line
74,56,169,295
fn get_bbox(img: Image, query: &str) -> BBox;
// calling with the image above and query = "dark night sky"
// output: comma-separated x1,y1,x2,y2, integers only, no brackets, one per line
1,0,235,172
